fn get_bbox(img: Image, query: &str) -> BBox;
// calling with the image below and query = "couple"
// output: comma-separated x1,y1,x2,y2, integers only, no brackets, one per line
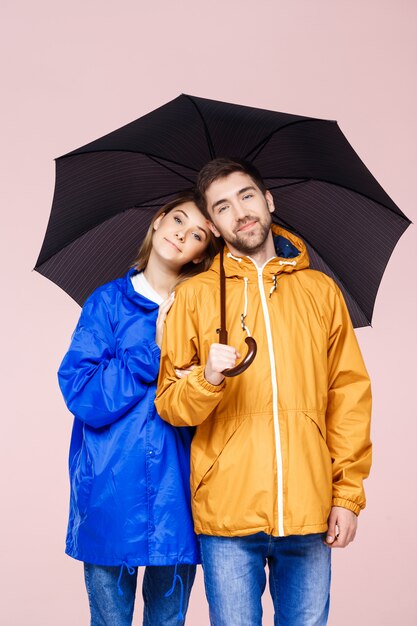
59,158,372,626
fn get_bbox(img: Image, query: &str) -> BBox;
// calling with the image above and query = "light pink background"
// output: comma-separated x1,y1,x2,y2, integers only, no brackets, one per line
1,1,416,624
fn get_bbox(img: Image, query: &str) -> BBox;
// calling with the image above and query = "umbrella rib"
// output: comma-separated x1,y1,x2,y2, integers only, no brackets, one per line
265,179,310,190
265,177,410,223
273,214,371,325
58,149,200,174
183,94,217,159
245,118,335,162
145,154,197,184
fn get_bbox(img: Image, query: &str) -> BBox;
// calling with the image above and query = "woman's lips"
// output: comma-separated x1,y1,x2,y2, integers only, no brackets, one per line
164,238,181,251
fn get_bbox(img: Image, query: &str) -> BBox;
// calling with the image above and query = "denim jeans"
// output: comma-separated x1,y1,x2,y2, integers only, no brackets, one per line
84,562,196,626
199,532,331,626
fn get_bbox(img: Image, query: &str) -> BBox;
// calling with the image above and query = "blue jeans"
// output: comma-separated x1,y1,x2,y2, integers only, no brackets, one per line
84,563,196,626
199,532,331,626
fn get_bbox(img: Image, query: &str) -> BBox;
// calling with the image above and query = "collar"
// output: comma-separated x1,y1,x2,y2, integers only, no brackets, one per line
211,225,309,278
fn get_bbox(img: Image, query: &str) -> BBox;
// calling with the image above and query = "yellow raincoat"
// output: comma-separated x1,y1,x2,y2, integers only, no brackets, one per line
155,226,372,537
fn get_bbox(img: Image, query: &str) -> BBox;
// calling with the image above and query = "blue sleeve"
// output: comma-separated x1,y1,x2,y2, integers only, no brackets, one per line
57,289,161,428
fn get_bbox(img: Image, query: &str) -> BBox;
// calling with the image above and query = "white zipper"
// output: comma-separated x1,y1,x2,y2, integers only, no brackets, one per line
249,258,285,536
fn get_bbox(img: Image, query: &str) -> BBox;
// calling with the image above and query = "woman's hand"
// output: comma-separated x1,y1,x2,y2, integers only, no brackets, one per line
155,293,175,348
175,365,196,379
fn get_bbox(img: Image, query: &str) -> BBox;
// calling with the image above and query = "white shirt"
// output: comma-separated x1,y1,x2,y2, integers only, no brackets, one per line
131,271,164,305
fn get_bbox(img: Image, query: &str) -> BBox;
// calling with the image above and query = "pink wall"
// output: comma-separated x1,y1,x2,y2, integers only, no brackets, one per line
2,0,416,623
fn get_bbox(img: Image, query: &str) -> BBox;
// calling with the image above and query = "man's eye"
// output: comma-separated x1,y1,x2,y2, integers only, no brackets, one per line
242,194,253,200
218,205,227,213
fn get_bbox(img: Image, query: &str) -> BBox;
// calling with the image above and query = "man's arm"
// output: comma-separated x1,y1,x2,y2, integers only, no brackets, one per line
155,286,227,427
325,284,372,546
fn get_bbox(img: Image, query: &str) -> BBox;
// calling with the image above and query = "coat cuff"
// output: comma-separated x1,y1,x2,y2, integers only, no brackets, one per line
195,367,226,394
332,497,363,516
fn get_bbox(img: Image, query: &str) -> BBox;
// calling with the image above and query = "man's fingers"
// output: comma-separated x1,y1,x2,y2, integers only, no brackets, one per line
204,343,241,385
328,533,350,549
210,343,239,355
326,510,358,549
326,512,337,545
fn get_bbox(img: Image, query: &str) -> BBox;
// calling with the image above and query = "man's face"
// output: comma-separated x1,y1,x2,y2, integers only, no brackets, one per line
205,171,275,256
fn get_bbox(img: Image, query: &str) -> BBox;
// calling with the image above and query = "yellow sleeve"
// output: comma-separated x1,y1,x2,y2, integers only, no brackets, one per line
155,284,225,427
326,284,372,515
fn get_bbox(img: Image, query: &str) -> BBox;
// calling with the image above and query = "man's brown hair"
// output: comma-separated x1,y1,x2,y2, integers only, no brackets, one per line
195,157,267,218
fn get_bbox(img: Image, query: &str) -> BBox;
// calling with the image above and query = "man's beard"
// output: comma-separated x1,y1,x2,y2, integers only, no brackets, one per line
228,214,272,255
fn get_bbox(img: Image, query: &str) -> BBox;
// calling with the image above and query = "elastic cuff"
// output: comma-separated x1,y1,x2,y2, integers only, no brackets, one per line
195,367,226,393
332,498,362,516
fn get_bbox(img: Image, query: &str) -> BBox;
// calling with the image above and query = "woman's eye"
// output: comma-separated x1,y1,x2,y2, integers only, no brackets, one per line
174,215,182,224
192,233,202,241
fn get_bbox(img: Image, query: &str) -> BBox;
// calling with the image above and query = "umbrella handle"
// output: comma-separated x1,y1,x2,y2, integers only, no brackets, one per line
222,336,258,377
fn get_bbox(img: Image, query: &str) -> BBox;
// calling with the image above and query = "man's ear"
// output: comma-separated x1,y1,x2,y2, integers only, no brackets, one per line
265,190,275,214
153,212,165,230
207,220,222,238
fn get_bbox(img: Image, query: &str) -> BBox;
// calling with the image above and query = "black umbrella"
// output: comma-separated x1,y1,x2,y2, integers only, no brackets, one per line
35,94,410,327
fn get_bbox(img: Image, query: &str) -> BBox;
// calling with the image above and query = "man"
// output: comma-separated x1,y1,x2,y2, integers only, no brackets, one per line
155,158,372,626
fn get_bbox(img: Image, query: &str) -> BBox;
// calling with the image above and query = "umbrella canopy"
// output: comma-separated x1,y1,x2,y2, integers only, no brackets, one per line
35,94,410,327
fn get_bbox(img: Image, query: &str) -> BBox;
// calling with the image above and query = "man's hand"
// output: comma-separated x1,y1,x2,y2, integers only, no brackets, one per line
204,343,241,386
325,506,358,548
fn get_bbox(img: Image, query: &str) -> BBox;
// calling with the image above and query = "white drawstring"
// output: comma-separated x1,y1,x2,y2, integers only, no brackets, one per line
227,252,242,262
269,274,278,298
241,277,252,337
279,260,297,266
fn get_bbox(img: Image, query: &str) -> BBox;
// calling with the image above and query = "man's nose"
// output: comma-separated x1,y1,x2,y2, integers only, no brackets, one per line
234,202,248,219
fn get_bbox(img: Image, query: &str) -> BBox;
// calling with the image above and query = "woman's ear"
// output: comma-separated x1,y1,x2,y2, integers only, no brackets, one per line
153,212,165,230
191,255,205,265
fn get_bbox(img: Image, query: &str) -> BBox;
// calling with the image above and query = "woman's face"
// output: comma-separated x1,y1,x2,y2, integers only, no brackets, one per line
152,201,210,269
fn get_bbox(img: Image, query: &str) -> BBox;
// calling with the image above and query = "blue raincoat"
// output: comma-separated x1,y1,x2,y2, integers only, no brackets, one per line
58,269,199,567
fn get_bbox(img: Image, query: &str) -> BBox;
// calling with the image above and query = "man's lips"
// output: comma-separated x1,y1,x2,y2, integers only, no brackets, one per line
237,220,258,232
164,237,181,252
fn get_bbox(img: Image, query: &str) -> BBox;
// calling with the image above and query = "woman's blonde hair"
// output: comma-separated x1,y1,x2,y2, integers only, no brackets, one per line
131,190,218,282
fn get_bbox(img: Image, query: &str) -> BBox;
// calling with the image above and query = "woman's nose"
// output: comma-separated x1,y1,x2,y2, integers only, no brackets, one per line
175,231,184,241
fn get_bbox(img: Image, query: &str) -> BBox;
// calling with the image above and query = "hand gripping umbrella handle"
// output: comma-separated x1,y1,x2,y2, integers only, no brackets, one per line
222,336,258,377
218,246,257,377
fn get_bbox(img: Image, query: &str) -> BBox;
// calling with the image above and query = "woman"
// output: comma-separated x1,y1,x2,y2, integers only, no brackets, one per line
58,191,216,626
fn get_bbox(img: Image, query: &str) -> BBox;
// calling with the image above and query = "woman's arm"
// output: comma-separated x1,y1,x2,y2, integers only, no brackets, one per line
58,288,160,429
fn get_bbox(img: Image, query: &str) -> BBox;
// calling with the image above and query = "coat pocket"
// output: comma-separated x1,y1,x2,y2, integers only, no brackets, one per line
302,410,327,442
191,415,247,498
70,439,94,517
283,410,332,527
299,410,332,472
